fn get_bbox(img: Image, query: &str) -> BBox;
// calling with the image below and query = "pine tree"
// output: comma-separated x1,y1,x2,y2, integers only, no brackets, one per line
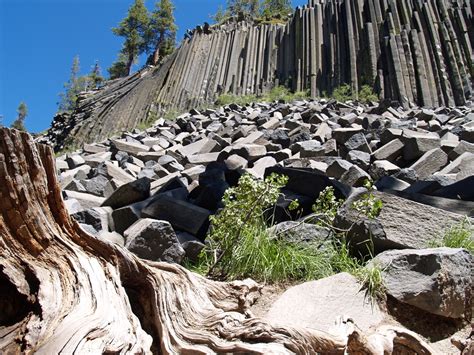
58,56,86,112
112,0,150,75
261,0,292,19
88,61,104,89
226,0,260,17
147,0,177,65
11,102,27,131
211,5,227,24
108,54,129,79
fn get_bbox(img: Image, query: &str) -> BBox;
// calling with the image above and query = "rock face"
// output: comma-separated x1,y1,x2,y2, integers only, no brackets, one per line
39,0,474,150
265,273,384,333
372,248,473,319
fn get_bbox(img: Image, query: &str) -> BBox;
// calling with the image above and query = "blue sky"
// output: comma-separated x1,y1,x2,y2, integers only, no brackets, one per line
0,0,305,132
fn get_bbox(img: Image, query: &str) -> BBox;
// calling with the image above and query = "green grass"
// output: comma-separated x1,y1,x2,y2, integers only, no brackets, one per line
222,222,333,282
185,174,386,301
429,218,474,253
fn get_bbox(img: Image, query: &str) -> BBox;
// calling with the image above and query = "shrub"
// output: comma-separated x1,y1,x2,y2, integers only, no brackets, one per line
352,180,383,219
192,173,333,282
187,174,386,301
215,86,310,107
358,85,378,102
332,84,352,102
331,84,378,103
312,186,344,226
429,218,474,253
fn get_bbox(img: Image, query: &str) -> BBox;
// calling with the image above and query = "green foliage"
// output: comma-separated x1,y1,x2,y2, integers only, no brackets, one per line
215,93,258,106
88,61,104,89
215,86,310,106
225,0,260,18
59,57,105,112
112,0,150,75
358,85,378,102
211,0,291,24
211,5,229,23
147,0,177,64
312,186,344,226
185,174,385,300
332,84,352,102
58,56,82,112
261,0,292,20
11,102,28,131
331,84,378,103
429,218,474,253
191,173,335,282
108,54,129,79
352,180,383,219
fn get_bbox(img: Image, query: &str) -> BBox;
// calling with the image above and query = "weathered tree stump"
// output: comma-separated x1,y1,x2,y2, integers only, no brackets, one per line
0,128,435,354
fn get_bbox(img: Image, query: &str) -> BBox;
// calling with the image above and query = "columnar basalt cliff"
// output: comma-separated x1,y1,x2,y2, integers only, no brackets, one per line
41,0,474,150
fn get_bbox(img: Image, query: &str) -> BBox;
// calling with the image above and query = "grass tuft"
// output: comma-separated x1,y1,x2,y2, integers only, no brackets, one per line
429,218,474,253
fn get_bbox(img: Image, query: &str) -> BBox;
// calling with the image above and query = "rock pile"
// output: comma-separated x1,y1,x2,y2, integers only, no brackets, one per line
58,98,473,253
57,98,473,349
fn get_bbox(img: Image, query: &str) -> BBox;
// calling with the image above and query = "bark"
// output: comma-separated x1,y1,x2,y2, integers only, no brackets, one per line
0,127,436,354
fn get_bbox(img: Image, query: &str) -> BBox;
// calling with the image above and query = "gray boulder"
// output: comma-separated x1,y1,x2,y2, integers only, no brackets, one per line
102,177,150,209
335,191,467,254
269,221,331,245
124,219,185,263
372,248,473,319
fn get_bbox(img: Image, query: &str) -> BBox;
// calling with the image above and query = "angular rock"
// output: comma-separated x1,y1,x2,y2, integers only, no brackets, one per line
410,148,448,179
340,165,371,187
102,177,150,209
124,219,185,263
141,195,211,240
373,248,473,319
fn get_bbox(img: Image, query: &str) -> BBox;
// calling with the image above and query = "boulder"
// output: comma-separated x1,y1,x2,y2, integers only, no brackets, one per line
409,148,448,179
124,219,185,263
335,191,466,254
373,248,473,319
340,165,371,187
66,154,85,169
141,195,211,240
269,221,331,245
372,138,404,162
102,177,150,209
265,273,384,333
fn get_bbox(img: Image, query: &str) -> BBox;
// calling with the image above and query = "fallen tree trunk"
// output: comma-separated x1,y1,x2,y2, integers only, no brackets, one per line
0,128,436,354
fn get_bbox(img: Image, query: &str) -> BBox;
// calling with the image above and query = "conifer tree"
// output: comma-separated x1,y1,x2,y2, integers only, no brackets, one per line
58,56,85,112
226,0,260,17
261,0,292,19
11,102,27,131
88,61,104,89
112,0,150,75
108,54,130,80
211,5,227,24
148,0,177,65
